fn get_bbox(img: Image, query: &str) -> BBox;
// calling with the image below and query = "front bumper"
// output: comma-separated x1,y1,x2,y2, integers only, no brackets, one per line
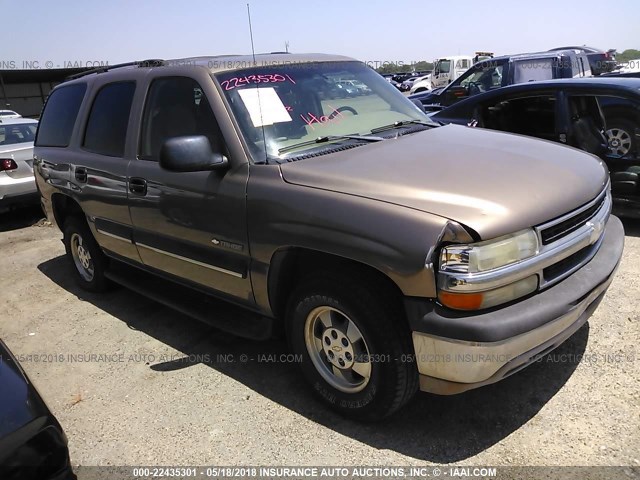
406,215,625,395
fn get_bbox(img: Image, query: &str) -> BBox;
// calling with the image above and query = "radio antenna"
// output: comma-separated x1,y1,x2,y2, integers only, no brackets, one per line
247,3,257,66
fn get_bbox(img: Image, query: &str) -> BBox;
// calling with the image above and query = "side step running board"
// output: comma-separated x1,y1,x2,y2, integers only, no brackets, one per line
104,261,273,341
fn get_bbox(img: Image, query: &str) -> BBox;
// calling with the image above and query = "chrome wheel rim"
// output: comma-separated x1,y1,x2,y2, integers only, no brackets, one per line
70,233,94,282
606,127,632,156
304,306,372,393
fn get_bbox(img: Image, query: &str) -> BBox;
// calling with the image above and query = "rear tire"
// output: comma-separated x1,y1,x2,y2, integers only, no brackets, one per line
63,217,110,292
606,118,636,157
286,269,418,421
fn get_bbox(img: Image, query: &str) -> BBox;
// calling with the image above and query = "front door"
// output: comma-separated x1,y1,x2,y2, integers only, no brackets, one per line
127,75,253,303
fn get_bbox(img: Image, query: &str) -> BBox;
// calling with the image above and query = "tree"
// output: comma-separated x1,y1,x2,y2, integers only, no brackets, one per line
616,49,640,63
374,61,433,75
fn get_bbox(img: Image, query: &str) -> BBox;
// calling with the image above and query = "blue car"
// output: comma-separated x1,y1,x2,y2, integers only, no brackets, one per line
0,339,75,480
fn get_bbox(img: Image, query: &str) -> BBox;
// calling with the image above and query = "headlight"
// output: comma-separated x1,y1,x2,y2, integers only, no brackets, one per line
438,229,540,310
438,275,539,310
440,229,539,273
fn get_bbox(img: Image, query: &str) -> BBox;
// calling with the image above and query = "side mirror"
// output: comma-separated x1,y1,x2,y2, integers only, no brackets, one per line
159,135,228,172
447,85,468,99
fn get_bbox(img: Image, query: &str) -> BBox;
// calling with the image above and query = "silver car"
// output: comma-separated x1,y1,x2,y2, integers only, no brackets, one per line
0,118,39,209
0,110,21,120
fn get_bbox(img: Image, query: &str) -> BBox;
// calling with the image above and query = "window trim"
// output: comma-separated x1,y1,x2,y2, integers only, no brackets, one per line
34,83,87,148
81,80,137,158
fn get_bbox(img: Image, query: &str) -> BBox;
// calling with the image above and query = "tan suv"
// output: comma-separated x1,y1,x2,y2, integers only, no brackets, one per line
34,54,624,420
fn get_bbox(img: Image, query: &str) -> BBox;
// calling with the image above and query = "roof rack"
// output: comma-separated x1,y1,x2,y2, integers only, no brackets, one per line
65,59,166,81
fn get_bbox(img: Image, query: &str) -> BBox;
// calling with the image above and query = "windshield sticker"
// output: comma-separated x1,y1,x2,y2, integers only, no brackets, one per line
237,87,292,127
221,73,296,91
300,105,346,130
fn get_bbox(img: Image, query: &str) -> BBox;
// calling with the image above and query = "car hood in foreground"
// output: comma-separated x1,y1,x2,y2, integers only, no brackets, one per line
279,124,609,240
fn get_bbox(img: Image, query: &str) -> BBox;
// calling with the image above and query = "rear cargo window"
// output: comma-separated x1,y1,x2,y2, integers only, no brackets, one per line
83,81,136,157
512,59,554,84
35,84,86,147
0,123,37,145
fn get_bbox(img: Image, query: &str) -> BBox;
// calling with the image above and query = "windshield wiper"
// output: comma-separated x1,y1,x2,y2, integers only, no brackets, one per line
278,134,384,155
370,120,434,134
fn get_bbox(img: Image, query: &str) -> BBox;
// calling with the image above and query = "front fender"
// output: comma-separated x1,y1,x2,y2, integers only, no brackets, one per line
246,166,473,314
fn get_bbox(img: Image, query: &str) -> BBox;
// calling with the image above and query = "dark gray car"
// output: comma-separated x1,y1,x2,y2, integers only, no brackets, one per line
431,78,640,218
33,54,624,420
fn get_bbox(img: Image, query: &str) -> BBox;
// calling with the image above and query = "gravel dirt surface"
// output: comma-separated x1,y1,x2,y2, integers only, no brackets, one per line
1,206,638,469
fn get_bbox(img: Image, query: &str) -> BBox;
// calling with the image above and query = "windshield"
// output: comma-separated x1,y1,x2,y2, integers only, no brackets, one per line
457,61,504,92
215,61,434,162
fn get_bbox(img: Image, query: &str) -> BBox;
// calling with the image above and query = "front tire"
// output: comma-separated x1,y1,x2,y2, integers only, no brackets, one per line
286,270,418,421
63,217,110,292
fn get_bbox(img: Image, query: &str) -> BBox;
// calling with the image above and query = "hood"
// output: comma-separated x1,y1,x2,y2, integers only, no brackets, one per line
279,124,608,240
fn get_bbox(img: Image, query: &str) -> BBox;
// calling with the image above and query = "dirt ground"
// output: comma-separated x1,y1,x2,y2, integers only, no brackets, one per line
1,205,638,469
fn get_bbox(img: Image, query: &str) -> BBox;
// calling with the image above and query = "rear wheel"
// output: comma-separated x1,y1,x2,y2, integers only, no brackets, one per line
63,217,110,292
286,270,418,421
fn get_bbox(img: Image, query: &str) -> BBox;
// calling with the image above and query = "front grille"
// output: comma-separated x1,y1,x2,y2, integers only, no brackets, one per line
543,244,596,283
540,194,605,245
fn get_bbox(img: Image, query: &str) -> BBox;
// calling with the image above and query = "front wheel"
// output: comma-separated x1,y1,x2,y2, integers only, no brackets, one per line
63,217,110,292
286,271,418,421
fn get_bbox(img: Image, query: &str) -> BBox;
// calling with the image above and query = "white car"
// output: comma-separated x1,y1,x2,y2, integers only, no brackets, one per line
0,110,21,120
0,118,39,209
409,74,433,94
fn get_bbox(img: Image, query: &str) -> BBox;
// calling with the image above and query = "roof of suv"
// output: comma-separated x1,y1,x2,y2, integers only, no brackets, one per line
174,53,355,73
549,46,607,54
66,53,357,81
475,49,586,66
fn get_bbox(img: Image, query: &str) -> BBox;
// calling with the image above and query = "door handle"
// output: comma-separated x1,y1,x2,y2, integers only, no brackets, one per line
129,177,148,195
75,167,87,183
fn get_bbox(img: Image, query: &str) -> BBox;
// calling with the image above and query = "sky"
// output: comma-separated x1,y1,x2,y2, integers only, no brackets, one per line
3,0,639,69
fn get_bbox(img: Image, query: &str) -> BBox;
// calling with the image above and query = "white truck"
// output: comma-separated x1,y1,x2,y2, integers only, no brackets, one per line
410,52,493,94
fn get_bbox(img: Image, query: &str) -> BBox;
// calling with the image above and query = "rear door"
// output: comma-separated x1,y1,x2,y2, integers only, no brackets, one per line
127,73,253,302
71,79,141,262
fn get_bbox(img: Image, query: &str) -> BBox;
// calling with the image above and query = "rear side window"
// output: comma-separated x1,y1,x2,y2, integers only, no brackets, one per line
512,59,554,84
83,82,136,157
35,84,86,147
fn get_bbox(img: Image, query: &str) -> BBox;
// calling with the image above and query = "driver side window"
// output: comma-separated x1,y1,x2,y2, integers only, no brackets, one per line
437,60,451,74
139,77,224,161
